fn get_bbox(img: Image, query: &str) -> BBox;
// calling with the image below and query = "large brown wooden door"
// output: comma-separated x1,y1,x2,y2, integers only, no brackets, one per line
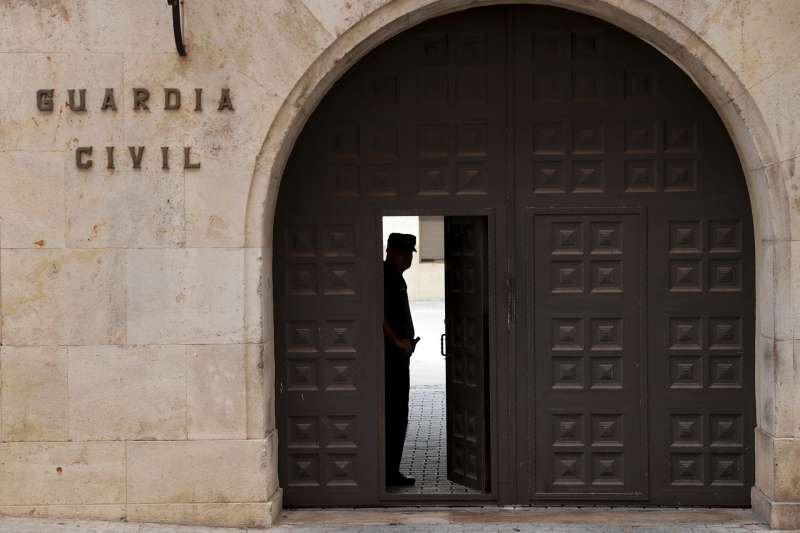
275,5,755,507
444,216,490,491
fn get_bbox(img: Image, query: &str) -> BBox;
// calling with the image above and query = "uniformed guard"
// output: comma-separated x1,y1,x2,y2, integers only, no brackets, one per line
383,232,420,487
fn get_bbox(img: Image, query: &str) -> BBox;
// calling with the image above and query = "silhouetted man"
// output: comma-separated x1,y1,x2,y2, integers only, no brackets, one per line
383,232,419,487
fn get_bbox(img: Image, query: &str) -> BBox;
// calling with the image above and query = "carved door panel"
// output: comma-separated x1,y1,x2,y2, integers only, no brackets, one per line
531,210,646,498
444,216,490,491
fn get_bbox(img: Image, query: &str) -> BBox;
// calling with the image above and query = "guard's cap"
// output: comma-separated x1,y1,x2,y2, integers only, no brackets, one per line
387,233,417,252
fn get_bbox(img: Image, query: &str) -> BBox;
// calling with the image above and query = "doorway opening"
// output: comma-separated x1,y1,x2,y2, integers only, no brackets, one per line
381,215,489,497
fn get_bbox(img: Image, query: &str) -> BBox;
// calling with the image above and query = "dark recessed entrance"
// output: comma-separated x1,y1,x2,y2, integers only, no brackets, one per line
274,5,755,507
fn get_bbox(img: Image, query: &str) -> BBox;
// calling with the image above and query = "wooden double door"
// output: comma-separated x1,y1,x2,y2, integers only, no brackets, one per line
274,5,755,507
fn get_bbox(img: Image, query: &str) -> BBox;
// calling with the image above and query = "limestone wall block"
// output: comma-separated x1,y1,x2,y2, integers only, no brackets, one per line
301,0,390,38
80,0,173,54
68,345,187,441
0,151,65,249
0,346,69,442
755,428,775,499
127,248,260,344
0,442,125,505
264,430,279,501
1,249,126,346
0,53,124,152
0,1,76,53
187,345,246,440
126,503,267,528
248,342,271,438
185,157,250,248
0,505,126,522
126,439,268,504
244,248,264,344
65,147,185,248
773,436,800,501
792,241,800,342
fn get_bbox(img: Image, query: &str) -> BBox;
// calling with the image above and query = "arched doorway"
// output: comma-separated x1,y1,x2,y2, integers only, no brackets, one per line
273,4,754,507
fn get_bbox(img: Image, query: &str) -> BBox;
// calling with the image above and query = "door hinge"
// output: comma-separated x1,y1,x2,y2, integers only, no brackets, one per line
279,380,285,395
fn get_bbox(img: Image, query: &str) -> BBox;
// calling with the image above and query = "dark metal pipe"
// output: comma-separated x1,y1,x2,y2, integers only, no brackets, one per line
167,0,187,56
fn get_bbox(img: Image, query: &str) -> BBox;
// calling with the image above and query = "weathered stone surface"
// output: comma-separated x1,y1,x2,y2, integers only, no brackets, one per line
187,344,246,440
0,505,126,522
68,345,187,441
0,442,125,505
1,249,126,346
0,151,65,249
127,248,254,345
247,343,269,438
1,347,69,442
127,503,267,528
126,440,268,504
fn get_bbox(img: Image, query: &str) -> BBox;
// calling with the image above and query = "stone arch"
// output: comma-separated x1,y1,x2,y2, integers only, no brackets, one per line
246,0,793,523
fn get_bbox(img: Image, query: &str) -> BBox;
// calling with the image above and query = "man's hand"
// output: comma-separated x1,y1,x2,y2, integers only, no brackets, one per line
395,337,412,354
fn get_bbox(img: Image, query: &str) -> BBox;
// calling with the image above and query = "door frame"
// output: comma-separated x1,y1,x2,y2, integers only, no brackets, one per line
376,206,505,504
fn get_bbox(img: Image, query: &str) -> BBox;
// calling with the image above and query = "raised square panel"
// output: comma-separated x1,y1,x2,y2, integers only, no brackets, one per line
418,68,448,103
418,165,449,195
365,165,398,196
590,357,622,389
591,453,624,486
590,318,623,350
287,359,318,391
665,121,697,153
669,260,703,292
466,409,479,442
671,414,702,446
322,263,356,296
417,124,450,157
366,124,398,158
455,32,487,65
709,259,742,292
457,123,488,157
286,321,318,352
710,414,743,446
322,225,355,257
669,221,702,254
670,453,704,486
709,221,742,253
533,70,569,102
288,263,317,295
551,222,584,255
323,358,356,391
625,69,657,98
591,414,623,446
664,159,697,191
624,121,656,153
709,317,742,350
553,453,586,486
288,454,320,487
456,164,488,195
533,122,566,154
325,415,357,448
533,160,566,193
419,32,448,66
552,356,584,389
288,416,319,448
331,165,359,197
552,318,584,350
591,222,622,254
326,454,357,487
455,70,487,104
552,414,584,445
624,159,657,191
573,71,602,101
573,123,604,154
572,30,603,60
572,161,604,192
533,30,570,63
709,356,742,389
711,454,743,486
669,317,702,350
591,261,622,293
550,261,584,294
330,123,359,158
322,320,357,352
287,225,316,257
669,356,702,389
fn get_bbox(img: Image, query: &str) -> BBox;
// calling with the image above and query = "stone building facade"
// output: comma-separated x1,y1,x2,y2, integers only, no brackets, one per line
0,0,799,529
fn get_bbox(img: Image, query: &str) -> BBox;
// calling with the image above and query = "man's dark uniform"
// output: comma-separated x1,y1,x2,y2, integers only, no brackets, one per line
384,239,415,480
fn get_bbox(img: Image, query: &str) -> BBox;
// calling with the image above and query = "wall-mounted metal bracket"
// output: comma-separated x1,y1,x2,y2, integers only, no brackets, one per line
167,0,187,56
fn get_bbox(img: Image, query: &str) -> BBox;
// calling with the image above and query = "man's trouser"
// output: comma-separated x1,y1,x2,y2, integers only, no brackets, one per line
384,342,410,477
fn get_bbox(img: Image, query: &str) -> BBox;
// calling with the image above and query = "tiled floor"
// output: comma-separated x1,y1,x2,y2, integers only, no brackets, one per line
389,386,480,495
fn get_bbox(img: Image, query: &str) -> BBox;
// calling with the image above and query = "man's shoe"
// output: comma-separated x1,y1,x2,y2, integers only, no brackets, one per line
387,472,415,486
